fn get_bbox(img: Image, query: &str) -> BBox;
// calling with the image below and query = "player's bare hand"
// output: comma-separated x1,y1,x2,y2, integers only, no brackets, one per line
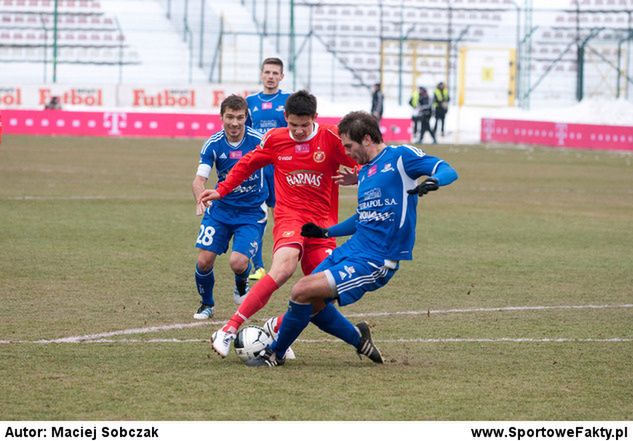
197,189,221,207
195,201,207,216
333,166,358,186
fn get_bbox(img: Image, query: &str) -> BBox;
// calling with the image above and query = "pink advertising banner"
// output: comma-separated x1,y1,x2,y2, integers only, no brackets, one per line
481,118,633,151
0,109,411,142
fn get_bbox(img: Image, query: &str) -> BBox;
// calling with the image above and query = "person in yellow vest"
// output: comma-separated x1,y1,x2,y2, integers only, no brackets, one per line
408,85,426,142
432,82,449,137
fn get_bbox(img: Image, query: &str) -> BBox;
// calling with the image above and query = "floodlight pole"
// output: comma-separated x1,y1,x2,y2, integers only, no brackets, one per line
289,0,296,90
52,0,59,83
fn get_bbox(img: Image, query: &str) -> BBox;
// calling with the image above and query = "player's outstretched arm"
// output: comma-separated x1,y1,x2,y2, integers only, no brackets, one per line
301,213,358,239
407,161,458,197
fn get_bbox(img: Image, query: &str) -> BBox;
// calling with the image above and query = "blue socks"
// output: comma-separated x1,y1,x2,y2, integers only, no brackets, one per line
311,303,360,348
271,302,362,358
271,301,312,357
195,265,215,306
234,261,251,295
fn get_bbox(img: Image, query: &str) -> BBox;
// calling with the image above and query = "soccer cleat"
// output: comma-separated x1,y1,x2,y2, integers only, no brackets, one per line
356,322,384,364
211,328,236,358
233,281,249,305
262,316,296,360
193,304,214,320
252,347,285,367
248,267,267,281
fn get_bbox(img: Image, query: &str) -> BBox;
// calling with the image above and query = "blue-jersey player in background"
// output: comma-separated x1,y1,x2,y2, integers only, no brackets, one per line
191,95,268,320
245,57,291,282
254,110,458,366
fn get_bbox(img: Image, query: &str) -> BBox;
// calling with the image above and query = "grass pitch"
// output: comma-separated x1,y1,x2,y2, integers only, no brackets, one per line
0,135,632,420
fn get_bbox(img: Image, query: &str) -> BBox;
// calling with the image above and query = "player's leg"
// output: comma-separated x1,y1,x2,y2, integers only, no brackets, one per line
262,238,335,335
281,255,398,363
249,220,267,281
193,212,229,319
229,222,260,305
211,245,301,357
193,250,217,319
265,272,332,362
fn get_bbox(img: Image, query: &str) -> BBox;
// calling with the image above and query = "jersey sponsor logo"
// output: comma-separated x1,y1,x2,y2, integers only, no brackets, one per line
313,151,326,163
229,151,243,159
232,184,257,194
381,163,394,173
295,143,310,153
282,230,295,237
285,170,323,187
278,155,293,161
368,165,378,177
358,210,394,222
362,188,382,201
262,102,273,110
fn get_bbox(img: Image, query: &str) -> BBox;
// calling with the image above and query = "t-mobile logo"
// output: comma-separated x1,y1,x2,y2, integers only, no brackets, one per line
555,123,568,146
103,112,127,135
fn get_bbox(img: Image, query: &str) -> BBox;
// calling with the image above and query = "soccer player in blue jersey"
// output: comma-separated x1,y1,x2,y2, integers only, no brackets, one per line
191,95,268,320
254,110,458,365
245,57,292,281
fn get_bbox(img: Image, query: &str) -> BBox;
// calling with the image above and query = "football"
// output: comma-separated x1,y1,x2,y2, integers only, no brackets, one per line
234,325,273,366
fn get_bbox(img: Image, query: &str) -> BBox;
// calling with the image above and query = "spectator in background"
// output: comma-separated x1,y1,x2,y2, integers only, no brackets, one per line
415,86,436,144
433,82,450,137
370,83,384,122
245,57,291,281
409,85,424,142
44,96,62,110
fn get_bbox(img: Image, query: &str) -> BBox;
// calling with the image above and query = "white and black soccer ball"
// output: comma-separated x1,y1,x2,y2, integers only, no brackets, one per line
234,325,272,366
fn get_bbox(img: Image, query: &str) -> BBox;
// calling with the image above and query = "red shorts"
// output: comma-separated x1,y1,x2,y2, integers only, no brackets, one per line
273,219,336,275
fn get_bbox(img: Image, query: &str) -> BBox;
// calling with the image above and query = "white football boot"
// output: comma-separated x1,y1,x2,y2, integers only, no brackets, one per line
211,328,236,358
262,316,296,360
193,304,214,320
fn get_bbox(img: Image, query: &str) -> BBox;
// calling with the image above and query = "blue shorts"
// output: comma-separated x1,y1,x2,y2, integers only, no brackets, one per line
313,248,399,307
195,204,262,258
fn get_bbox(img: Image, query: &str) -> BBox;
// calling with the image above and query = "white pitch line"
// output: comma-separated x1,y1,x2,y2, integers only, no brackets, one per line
1,337,631,345
345,303,633,318
2,303,632,345
33,320,224,344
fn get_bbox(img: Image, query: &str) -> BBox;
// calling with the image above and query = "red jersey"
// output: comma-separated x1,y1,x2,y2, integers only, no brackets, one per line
216,123,356,228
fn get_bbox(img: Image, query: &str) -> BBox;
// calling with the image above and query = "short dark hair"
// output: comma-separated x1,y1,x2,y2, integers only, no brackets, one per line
261,57,284,73
338,111,383,144
285,90,317,117
220,94,248,116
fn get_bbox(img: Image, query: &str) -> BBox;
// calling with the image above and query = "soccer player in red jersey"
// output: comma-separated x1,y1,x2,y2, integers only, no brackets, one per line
197,90,357,357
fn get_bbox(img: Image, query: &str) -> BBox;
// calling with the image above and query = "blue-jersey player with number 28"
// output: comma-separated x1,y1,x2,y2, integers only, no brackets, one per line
191,95,268,320
254,110,458,366
245,57,292,282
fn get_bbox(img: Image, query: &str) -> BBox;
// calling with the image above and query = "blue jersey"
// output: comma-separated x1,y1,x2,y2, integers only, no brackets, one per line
245,90,291,135
339,145,450,261
197,127,268,212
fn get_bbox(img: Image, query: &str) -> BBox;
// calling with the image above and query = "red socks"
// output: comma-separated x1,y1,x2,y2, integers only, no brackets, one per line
224,274,280,332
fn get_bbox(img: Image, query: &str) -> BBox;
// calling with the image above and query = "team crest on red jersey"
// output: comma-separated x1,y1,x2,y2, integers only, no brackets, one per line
229,151,243,159
282,231,295,237
295,143,310,153
313,151,326,163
